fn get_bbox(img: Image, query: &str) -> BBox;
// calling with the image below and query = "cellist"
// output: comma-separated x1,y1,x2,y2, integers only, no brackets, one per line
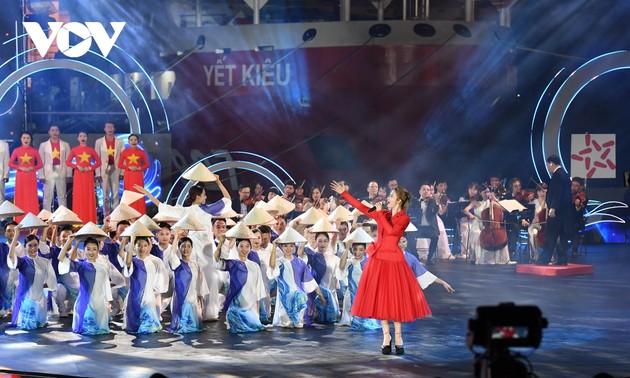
477,187,511,265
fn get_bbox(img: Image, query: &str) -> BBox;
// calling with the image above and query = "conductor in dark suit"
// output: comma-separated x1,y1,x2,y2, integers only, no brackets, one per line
536,155,573,266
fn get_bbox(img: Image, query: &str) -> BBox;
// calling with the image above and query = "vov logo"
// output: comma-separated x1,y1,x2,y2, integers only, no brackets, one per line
23,22,126,58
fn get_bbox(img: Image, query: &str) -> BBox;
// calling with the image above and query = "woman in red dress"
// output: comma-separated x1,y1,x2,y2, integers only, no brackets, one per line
9,132,43,222
65,131,101,223
331,180,431,355
117,134,149,214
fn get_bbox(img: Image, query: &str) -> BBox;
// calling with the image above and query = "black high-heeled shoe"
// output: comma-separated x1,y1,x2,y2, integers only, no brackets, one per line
394,332,404,355
382,334,392,354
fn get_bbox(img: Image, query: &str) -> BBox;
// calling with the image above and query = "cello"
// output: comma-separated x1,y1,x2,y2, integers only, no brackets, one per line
479,198,508,251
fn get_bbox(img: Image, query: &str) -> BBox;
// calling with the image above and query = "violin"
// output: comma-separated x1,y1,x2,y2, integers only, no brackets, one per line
573,191,587,211
479,200,508,251
436,192,449,206
514,190,534,204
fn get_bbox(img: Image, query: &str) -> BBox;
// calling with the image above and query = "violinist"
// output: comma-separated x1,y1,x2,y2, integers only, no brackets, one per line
571,177,587,257
435,179,451,207
433,181,454,260
251,181,265,204
521,183,548,262
293,180,306,204
505,178,534,261
477,187,511,265
459,182,480,260
283,179,297,203
509,178,535,204
361,180,383,205
462,184,483,263
409,183,440,265
232,184,253,215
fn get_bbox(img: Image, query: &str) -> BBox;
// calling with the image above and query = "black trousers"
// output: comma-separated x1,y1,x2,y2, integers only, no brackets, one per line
539,216,570,264
506,222,520,258
417,226,439,262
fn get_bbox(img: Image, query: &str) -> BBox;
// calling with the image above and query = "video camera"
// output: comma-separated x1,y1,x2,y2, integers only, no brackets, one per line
467,303,548,378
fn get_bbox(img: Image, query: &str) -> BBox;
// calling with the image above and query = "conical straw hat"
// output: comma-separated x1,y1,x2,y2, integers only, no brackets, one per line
243,206,275,226
254,200,275,214
225,218,237,227
212,208,239,219
182,162,216,182
110,203,142,222
225,221,257,239
50,205,71,220
72,221,109,241
37,209,53,221
327,205,353,223
152,210,179,224
50,209,83,225
343,227,374,244
120,190,145,205
138,214,160,231
121,220,154,238
172,213,205,231
267,195,296,216
405,222,418,232
18,213,48,229
310,217,338,233
364,218,377,225
361,200,374,208
295,207,326,225
0,200,24,218
275,226,307,244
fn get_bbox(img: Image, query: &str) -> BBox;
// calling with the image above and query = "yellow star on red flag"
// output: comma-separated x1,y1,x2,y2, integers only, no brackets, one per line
19,153,33,164
52,147,60,159
107,146,115,156
127,153,140,164
78,151,91,163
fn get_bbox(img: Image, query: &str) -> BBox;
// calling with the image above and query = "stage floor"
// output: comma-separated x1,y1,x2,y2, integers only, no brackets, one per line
1,244,629,378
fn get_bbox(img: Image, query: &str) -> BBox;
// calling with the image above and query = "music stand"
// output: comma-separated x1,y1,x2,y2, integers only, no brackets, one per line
447,201,470,256
448,201,470,219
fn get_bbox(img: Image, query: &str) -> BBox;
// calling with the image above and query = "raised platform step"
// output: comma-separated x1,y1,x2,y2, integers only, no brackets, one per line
516,263,594,276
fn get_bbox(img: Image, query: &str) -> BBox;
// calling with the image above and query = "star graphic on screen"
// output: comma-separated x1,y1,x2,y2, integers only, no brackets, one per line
107,146,115,156
127,153,140,164
570,134,616,178
19,153,32,164
78,151,91,163
52,147,60,159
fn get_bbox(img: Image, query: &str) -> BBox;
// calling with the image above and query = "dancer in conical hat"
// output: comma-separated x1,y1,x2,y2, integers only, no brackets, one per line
135,172,232,321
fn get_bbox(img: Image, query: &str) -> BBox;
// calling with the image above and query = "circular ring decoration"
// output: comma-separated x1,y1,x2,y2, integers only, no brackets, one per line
0,59,142,133
168,151,295,206
532,50,630,180
0,37,170,134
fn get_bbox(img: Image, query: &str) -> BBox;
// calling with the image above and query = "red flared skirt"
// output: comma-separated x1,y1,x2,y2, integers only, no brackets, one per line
72,170,97,223
351,256,431,322
14,171,39,223
123,171,146,215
